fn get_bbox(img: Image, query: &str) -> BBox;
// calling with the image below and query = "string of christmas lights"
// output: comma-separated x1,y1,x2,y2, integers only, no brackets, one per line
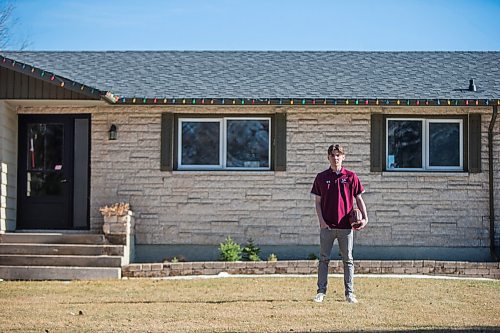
1,56,102,98
2,56,499,107
116,97,499,106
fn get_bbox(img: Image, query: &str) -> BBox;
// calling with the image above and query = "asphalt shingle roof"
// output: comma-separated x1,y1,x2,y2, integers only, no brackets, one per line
1,51,499,99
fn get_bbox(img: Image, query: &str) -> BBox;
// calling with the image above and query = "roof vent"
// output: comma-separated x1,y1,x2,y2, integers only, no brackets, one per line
469,79,477,92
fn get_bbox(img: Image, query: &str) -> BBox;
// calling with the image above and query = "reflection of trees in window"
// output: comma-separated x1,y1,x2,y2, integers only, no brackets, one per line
181,122,220,165
429,123,459,166
227,120,269,168
388,120,422,168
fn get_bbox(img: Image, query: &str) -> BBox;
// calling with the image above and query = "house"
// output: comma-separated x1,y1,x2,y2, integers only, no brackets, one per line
0,51,499,265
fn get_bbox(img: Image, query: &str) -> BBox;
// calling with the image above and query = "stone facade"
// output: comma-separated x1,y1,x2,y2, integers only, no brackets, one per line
0,101,17,232
14,104,500,260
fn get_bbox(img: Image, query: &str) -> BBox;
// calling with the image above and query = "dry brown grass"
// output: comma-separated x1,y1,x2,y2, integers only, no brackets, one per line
0,276,499,332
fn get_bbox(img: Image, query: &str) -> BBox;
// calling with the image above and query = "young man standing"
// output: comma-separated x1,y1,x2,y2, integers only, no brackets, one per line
310,144,368,303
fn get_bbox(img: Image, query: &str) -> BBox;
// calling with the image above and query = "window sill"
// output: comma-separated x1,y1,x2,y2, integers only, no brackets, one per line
172,170,277,175
382,171,470,177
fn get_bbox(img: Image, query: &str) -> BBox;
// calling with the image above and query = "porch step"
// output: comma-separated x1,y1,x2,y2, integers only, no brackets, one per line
0,233,107,245
0,233,126,280
0,266,121,280
0,254,123,267
0,243,124,256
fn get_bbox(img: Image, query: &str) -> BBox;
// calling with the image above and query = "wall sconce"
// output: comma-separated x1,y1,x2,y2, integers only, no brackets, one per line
108,124,117,140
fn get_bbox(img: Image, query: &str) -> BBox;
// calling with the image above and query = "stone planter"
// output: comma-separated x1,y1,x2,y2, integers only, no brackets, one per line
102,210,134,245
100,203,135,265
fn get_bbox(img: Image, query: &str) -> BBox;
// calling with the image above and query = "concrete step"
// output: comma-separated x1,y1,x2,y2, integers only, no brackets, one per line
0,243,124,256
0,233,107,245
0,254,123,267
0,265,121,280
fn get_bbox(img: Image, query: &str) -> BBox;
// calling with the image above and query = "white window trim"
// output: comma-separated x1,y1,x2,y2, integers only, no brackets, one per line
177,117,272,171
178,118,223,170
386,118,464,172
425,119,463,171
386,118,424,171
224,117,271,171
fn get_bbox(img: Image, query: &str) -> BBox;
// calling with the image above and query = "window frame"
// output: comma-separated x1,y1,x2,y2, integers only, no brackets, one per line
176,116,272,171
425,119,463,171
385,116,466,172
177,118,223,170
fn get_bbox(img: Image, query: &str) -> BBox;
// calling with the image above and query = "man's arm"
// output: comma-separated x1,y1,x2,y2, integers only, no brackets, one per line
353,194,368,230
314,195,329,229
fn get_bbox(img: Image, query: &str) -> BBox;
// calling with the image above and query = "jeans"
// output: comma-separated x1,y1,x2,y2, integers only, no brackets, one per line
317,228,354,296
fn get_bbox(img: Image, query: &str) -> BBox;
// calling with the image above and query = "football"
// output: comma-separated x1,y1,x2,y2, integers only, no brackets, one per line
349,208,363,227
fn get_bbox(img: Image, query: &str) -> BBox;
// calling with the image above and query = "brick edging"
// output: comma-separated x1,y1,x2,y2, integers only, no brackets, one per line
122,260,500,279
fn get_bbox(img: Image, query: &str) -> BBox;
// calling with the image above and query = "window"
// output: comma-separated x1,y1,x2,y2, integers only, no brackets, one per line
178,117,271,170
386,118,463,171
161,113,287,171
370,114,481,173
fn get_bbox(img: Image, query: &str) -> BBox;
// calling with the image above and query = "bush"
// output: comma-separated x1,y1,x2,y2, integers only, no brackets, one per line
307,252,318,260
162,255,187,263
242,238,261,261
267,253,278,262
218,236,242,261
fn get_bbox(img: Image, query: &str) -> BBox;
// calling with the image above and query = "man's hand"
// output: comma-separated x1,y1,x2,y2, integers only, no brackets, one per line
319,221,330,229
352,219,367,230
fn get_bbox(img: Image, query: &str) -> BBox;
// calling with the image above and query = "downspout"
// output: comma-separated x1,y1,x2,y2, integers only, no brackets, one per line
488,105,498,261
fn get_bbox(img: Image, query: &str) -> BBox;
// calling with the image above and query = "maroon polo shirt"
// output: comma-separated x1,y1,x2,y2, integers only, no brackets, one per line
311,167,365,229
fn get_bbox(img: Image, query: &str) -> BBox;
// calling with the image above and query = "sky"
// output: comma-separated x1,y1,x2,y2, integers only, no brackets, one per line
4,0,500,51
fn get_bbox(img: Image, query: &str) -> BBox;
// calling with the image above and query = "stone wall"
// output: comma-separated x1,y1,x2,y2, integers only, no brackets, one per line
0,101,17,232
16,104,499,258
122,260,500,279
493,107,500,249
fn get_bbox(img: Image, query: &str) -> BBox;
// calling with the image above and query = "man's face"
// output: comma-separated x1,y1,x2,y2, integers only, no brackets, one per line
328,150,345,168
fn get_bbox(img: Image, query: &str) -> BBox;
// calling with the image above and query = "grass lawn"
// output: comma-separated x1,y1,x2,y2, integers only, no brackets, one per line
0,275,499,332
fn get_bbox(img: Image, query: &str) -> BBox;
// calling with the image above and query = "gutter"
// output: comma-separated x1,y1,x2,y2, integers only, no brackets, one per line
489,105,498,261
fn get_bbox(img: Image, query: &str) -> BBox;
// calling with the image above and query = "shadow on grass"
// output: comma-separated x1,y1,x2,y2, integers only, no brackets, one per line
67,299,303,305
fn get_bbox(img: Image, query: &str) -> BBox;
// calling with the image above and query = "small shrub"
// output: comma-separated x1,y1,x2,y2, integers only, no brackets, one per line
218,236,242,261
242,238,261,261
307,253,318,260
162,255,186,263
267,253,278,262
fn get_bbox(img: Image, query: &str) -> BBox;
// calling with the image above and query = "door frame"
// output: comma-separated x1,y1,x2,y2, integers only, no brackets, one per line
16,114,91,230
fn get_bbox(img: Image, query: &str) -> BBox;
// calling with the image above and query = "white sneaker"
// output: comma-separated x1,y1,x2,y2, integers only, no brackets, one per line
314,293,326,303
346,294,358,303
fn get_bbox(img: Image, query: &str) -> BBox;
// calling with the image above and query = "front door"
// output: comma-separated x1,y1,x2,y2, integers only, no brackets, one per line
17,114,90,229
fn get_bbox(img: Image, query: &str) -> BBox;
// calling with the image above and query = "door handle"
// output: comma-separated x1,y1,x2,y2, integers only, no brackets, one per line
60,179,68,183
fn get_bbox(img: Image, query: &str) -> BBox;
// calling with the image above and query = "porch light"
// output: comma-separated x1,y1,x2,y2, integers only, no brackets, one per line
108,124,117,140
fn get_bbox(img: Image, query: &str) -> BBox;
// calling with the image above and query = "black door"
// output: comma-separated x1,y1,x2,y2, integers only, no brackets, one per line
17,114,90,229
